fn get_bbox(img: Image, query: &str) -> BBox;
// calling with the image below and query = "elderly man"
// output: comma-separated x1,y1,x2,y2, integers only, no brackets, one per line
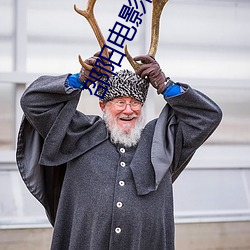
17,54,222,250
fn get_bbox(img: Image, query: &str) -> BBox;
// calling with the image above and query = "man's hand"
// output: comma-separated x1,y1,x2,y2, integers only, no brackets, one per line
134,55,167,94
79,51,112,87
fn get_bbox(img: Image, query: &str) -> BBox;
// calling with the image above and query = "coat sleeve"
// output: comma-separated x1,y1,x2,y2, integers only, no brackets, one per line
20,74,82,139
20,74,108,166
164,84,223,182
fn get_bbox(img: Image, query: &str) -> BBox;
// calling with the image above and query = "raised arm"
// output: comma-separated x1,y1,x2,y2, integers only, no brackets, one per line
20,51,110,138
134,55,222,181
20,74,81,139
165,84,222,181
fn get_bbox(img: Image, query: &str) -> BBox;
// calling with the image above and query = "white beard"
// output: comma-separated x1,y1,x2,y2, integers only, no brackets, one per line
103,109,145,147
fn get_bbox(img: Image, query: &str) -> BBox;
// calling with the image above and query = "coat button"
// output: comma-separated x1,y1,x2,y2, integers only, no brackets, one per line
119,181,125,186
120,162,126,167
117,202,123,208
115,227,122,234
120,148,125,153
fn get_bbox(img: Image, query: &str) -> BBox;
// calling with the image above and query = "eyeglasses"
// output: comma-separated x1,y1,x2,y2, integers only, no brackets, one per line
109,100,142,111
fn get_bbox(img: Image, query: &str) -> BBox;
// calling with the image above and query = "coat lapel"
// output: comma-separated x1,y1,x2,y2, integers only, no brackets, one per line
130,105,177,196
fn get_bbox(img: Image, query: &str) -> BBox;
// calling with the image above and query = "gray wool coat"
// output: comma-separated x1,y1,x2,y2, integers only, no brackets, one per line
16,74,222,250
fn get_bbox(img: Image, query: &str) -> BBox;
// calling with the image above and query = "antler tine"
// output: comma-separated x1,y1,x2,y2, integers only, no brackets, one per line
124,45,141,70
74,0,109,71
148,0,168,57
125,0,169,70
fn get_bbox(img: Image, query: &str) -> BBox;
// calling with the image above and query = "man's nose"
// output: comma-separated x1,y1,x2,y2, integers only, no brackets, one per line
122,104,134,115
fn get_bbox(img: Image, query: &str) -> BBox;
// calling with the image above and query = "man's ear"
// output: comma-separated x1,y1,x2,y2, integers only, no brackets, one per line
99,101,106,111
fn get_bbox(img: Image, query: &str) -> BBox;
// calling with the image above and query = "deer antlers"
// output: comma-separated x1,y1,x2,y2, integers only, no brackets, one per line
125,0,169,70
74,0,109,71
74,0,168,72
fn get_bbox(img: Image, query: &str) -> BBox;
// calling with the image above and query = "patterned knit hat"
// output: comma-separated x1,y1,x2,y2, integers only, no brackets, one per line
98,69,149,103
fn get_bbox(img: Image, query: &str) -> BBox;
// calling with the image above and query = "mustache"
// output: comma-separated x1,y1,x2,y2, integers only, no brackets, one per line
117,114,138,119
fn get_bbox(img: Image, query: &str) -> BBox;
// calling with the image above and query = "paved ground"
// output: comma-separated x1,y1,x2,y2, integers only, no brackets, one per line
1,221,250,250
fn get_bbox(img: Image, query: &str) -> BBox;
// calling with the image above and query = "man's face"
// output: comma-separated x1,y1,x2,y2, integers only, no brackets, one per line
99,96,142,133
